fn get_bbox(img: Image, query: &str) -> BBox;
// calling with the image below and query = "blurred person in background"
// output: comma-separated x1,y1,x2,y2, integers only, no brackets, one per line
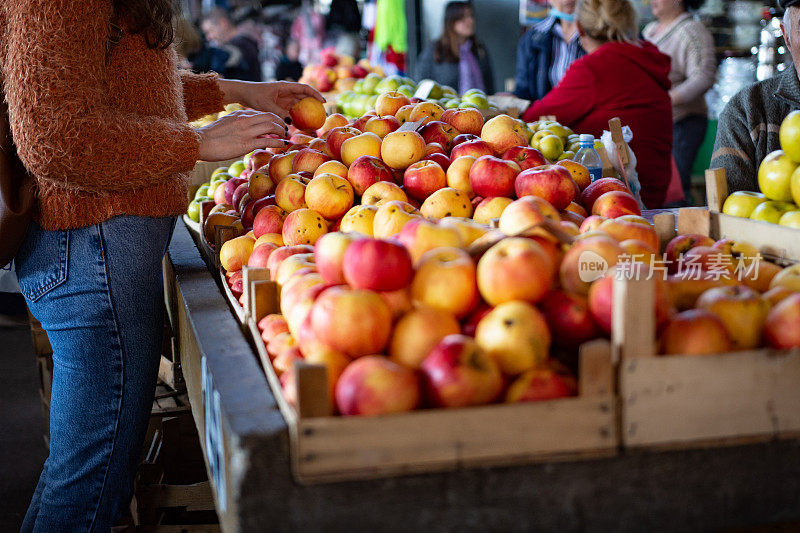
326,0,363,59
201,7,262,81
174,16,236,76
644,0,716,205
414,1,494,94
523,0,673,208
275,39,304,81
712,0,800,192
514,0,586,101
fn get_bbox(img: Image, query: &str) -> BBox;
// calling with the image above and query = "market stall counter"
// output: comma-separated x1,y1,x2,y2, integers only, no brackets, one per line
165,220,800,532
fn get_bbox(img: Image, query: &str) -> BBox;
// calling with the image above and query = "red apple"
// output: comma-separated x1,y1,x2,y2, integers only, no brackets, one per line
469,155,520,198
291,148,332,174
539,290,600,348
403,160,447,201
326,126,361,160
420,120,458,151
441,108,485,136
347,155,394,196
420,334,503,408
764,293,800,349
515,165,577,210
310,286,393,357
660,309,733,355
450,139,494,160
591,190,641,218
335,356,420,416
421,152,451,172
342,238,414,292
505,363,578,402
247,242,278,269
502,146,547,172
580,177,630,212
314,231,365,285
252,205,285,238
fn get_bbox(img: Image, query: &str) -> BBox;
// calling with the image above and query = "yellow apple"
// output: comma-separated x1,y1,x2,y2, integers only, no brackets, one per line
388,306,461,369
722,190,768,218
420,187,474,219
779,110,800,163
758,150,797,202
475,301,551,375
339,204,378,235
411,247,478,317
749,200,797,224
372,200,422,238
770,264,800,292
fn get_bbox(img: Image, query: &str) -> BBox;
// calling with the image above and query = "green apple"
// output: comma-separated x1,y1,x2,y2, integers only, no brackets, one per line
779,210,800,228
721,190,768,218
361,73,382,95
780,110,800,163
429,82,444,100
442,85,458,97
445,99,461,109
558,151,575,161
187,198,206,222
228,160,246,177
353,79,365,94
461,93,489,109
375,75,402,94
531,129,551,146
211,166,229,179
543,123,570,141
538,134,564,161
749,200,797,224
397,84,415,97
459,102,481,109
462,88,486,97
194,184,210,199
758,150,797,201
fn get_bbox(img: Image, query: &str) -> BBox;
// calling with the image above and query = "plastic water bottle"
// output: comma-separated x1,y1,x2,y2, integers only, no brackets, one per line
575,134,603,183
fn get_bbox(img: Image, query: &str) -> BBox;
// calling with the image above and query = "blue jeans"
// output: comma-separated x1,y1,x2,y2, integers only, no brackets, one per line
16,215,176,532
673,114,708,205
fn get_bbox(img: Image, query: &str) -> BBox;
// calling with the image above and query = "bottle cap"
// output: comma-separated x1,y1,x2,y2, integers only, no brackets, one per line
579,133,594,144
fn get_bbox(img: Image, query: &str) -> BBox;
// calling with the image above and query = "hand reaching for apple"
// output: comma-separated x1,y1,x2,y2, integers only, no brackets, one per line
196,109,289,161
218,80,325,121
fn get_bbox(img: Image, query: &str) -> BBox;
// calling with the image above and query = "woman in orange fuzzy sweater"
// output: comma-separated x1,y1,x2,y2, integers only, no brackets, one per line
1,1,321,530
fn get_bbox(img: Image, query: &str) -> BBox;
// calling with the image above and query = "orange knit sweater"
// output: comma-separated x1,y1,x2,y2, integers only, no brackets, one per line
1,1,225,230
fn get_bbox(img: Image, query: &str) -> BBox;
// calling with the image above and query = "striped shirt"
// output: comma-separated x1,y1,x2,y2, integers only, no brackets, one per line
550,22,582,89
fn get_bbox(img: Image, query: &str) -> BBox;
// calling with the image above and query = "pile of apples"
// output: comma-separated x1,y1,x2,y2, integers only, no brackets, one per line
724,110,800,227
298,48,383,94
191,96,800,417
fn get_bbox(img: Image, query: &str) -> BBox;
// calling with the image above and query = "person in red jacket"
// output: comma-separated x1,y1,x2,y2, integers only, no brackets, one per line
523,0,673,208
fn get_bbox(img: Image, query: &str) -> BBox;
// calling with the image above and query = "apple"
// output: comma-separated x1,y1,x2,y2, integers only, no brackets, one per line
660,309,733,355
408,101,445,123
473,196,513,225
411,247,479,317
317,113,349,137
339,204,378,235
381,130,427,170
372,200,421,238
364,115,401,139
497,195,560,237
252,205,285,238
515,164,577,210
258,314,290,344
336,356,420,416
560,235,624,295
557,160,592,191
396,218,464,264
738,259,783,293
246,242,278,269
749,200,797,224
222,177,247,206
326,126,361,160
446,155,477,198
779,210,800,228
540,290,600,348
352,112,377,132
254,232,284,250
403,160,447,201
274,176,307,213
591,190,641,218
441,107,484,135
245,149,273,173
341,132,382,167
267,331,296,361
722,191,769,218
375,91,411,117
281,208,328,246
420,334,503,408
450,139,494,160
219,235,255,273
266,245,314,280
248,169,276,201
290,96,326,131
588,266,673,334
580,177,630,212
769,264,800,292
474,301,551,375
362,181,408,206
480,114,529,155
314,231,364,284
304,173,354,220
420,120,458,151
439,217,490,245
468,155,520,198
758,150,797,202
420,187,474,219
477,237,555,306
388,306,461,369
696,285,771,350
291,148,332,174
342,238,414,291
274,253,316,287
536,134,564,161
764,293,800,349
501,145,548,172
314,160,349,180
664,233,715,273
394,104,415,124
597,218,659,251
310,286,393,357
268,152,296,184
421,152,451,173
505,363,577,402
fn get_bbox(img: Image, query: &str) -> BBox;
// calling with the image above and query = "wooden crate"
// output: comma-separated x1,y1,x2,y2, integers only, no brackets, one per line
241,273,616,485
616,205,800,449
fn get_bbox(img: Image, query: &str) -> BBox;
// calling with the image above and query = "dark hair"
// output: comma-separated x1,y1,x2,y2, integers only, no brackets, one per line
682,0,705,11
113,0,174,49
327,0,362,32
433,1,480,63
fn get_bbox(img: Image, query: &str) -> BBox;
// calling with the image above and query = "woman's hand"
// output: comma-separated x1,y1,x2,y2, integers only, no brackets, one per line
196,110,288,162
219,80,325,121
